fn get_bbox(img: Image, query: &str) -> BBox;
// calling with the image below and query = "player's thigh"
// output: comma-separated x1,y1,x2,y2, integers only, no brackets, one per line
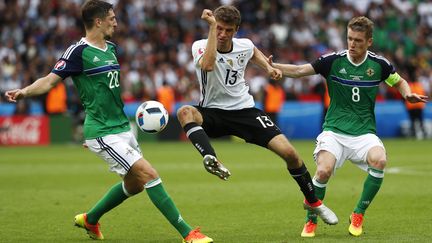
314,150,337,180
120,130,142,154
230,108,281,147
348,133,386,170
313,131,344,174
85,133,142,177
197,107,232,138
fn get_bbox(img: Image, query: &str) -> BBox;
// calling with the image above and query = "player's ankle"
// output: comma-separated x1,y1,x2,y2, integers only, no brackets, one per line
305,199,322,207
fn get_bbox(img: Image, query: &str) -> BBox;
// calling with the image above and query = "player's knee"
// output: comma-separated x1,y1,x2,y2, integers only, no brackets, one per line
144,167,159,182
126,162,160,194
176,105,193,121
315,166,332,181
369,157,387,170
128,170,159,194
124,179,144,195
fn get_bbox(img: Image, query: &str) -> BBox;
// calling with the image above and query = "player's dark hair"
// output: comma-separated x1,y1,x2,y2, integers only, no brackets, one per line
214,5,241,27
81,0,113,30
348,16,374,39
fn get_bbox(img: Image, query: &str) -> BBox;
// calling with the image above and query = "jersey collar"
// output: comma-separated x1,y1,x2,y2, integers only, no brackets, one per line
82,37,108,52
346,50,368,66
217,41,233,54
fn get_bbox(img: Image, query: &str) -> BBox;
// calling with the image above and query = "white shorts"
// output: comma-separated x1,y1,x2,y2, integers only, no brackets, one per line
85,131,143,177
313,131,385,174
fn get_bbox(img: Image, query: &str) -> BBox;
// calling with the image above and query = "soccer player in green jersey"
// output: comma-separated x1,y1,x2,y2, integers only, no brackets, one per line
4,1,212,242
269,16,428,237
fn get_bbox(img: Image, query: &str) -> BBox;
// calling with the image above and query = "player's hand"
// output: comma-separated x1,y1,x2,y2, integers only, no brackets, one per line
4,89,24,103
267,55,274,66
268,67,282,81
201,9,216,26
405,93,428,103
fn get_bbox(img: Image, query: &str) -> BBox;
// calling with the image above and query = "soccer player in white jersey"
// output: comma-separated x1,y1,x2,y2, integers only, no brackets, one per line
270,16,428,237
4,1,212,242
176,5,338,227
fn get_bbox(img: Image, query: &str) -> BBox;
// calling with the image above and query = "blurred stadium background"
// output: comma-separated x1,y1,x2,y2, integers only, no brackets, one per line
0,0,431,144
1,1,432,242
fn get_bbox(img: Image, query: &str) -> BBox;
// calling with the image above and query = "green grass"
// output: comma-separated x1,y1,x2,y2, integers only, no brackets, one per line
1,139,431,242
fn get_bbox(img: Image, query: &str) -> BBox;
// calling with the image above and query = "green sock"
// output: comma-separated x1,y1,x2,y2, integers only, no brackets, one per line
87,182,129,224
306,178,327,223
354,168,384,214
145,178,192,238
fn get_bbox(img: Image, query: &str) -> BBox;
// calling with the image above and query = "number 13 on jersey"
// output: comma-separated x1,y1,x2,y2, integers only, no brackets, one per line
225,69,238,85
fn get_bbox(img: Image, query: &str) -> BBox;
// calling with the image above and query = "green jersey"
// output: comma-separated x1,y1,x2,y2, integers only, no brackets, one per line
312,50,400,135
52,38,130,139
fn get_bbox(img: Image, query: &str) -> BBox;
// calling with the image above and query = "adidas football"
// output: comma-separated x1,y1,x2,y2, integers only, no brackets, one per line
135,100,169,133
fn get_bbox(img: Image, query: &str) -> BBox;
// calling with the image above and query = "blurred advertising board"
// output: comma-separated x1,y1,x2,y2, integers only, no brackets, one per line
0,116,50,145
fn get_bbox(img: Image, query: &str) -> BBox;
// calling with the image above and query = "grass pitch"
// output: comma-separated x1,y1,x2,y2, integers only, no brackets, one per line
0,139,431,242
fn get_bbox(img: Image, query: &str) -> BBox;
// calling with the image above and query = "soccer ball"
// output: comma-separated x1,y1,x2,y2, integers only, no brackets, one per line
135,101,169,133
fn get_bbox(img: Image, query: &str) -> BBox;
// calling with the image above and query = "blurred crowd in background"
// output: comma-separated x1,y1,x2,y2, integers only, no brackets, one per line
1,0,431,116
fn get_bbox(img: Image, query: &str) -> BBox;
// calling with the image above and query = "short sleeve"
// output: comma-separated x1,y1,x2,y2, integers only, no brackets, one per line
311,52,338,77
51,44,85,79
191,40,207,68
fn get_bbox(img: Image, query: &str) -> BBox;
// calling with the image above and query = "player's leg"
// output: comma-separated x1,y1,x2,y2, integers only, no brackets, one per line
311,150,336,206
177,105,215,157
349,135,386,236
356,145,386,214
75,134,143,240
267,135,315,201
267,135,338,226
177,105,230,180
300,150,337,236
125,132,212,241
302,151,335,228
123,157,212,242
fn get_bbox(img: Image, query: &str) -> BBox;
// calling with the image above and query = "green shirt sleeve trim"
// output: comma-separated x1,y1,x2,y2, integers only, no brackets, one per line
385,72,400,87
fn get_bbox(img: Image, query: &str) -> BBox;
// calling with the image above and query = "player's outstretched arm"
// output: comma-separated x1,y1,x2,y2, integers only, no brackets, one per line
250,47,282,80
4,73,62,102
394,78,429,103
198,9,217,72
268,55,316,78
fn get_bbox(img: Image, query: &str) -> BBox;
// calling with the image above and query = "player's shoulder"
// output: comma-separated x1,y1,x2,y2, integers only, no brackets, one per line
191,39,207,56
61,39,87,60
232,38,254,47
366,51,392,66
321,50,347,59
316,50,347,64
192,39,207,47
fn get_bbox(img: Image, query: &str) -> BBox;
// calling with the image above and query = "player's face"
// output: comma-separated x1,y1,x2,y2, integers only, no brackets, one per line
100,9,117,40
216,21,238,51
347,28,372,62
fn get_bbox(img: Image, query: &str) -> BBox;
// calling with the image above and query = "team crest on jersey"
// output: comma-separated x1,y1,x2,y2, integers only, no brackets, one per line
198,48,205,55
366,68,375,77
227,59,233,67
54,60,66,71
236,53,246,66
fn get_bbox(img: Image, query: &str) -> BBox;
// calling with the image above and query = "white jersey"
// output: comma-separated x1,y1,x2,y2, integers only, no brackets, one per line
192,38,255,110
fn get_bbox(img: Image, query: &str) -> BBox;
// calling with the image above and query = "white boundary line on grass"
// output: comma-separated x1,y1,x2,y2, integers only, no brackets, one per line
385,167,429,175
